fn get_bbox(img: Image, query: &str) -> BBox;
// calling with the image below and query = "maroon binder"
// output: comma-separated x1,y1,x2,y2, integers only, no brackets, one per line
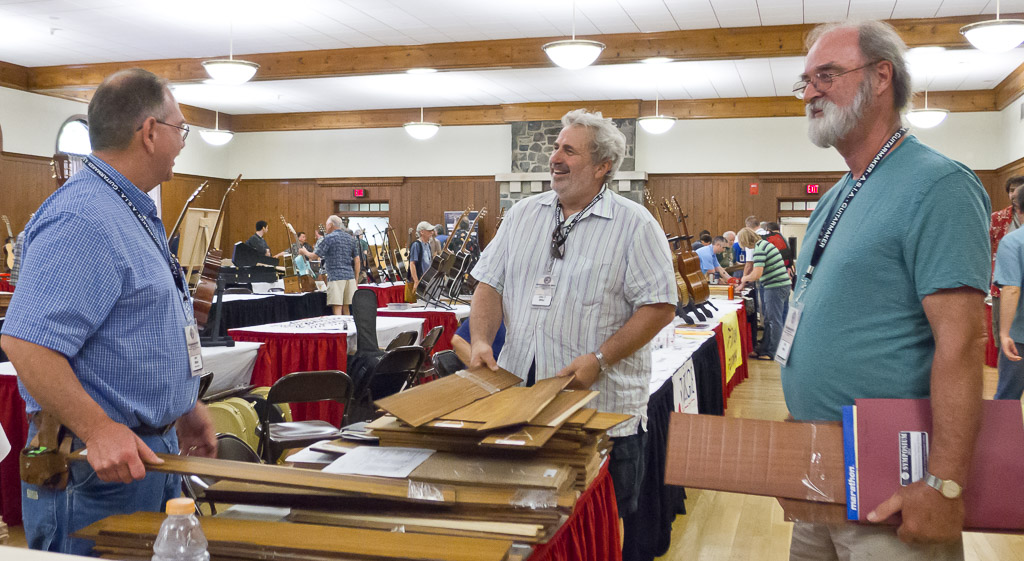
854,398,1024,531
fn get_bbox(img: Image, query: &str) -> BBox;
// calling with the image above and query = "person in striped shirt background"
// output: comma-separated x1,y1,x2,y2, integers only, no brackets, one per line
738,227,791,360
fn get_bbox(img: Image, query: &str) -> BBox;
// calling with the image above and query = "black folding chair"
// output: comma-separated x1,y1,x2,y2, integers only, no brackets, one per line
349,346,426,422
385,330,420,351
431,350,466,378
257,370,354,463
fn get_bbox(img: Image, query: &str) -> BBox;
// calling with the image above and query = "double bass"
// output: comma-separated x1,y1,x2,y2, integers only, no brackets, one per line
192,175,240,332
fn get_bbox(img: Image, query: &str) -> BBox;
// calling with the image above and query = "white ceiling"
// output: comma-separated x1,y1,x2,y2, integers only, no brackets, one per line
2,0,1024,114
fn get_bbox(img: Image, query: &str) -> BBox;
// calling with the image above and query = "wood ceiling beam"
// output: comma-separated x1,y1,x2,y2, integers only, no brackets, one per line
23,15,1004,91
995,62,1024,110
0,60,29,90
228,90,996,132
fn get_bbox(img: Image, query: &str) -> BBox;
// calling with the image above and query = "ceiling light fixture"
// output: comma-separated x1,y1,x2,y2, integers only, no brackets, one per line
199,111,234,145
960,0,1024,53
906,76,948,129
404,107,440,140
203,21,259,85
542,0,605,70
637,90,676,134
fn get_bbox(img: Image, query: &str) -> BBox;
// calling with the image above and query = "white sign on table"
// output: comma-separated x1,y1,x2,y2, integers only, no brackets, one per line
671,357,699,414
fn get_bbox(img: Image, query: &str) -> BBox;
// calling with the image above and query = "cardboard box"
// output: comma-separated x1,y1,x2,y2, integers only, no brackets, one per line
664,413,845,504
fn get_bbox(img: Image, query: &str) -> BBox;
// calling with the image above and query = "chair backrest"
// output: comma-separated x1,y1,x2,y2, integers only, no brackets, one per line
207,400,261,452
431,350,466,378
352,288,380,351
266,370,354,406
419,325,444,355
197,372,214,401
385,330,419,351
216,433,262,463
363,346,427,401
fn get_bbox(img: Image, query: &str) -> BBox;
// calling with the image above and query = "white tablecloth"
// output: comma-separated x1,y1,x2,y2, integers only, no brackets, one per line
228,315,425,352
0,342,263,394
380,303,471,321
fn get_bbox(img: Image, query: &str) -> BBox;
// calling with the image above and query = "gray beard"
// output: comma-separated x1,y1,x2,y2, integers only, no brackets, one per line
806,79,871,148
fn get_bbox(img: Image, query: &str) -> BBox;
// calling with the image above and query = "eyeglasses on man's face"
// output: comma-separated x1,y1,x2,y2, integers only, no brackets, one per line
137,119,190,141
792,61,880,99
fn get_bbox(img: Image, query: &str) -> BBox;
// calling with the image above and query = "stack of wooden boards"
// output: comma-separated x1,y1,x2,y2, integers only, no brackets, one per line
77,513,515,561
0,515,8,545
370,366,631,491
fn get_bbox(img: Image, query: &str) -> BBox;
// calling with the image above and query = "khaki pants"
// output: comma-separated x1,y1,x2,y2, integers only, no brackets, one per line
789,522,963,561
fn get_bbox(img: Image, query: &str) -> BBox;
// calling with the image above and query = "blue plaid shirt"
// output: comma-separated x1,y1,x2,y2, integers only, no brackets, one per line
2,156,198,428
315,230,360,281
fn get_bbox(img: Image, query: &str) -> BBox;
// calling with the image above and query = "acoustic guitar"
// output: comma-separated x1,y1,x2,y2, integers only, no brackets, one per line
446,207,486,299
1,215,14,273
416,208,470,301
668,196,717,318
643,191,689,308
49,153,84,189
167,180,209,256
192,175,240,331
279,216,316,294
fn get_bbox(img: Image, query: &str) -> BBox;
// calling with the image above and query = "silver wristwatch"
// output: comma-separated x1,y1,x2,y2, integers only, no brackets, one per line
923,472,963,499
593,350,610,372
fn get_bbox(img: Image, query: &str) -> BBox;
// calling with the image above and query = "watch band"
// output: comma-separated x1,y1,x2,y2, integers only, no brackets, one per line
924,472,963,499
594,350,609,372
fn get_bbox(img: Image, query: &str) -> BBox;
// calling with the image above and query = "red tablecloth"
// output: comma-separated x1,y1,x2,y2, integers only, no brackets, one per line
357,283,407,306
0,276,13,292
377,308,460,354
985,304,999,368
228,330,348,424
529,463,620,561
0,374,28,526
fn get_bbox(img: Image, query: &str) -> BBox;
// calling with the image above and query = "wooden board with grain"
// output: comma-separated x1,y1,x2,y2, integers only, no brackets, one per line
529,390,599,427
77,513,514,561
374,366,522,427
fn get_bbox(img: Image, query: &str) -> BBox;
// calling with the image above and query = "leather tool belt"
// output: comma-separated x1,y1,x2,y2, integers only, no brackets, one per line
20,412,74,489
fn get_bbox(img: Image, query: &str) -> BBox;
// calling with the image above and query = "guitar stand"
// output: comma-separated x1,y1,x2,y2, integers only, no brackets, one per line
201,276,235,347
675,301,697,324
698,300,717,317
421,275,454,310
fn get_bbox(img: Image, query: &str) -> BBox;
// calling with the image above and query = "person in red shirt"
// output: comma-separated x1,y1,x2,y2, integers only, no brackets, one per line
990,176,1024,345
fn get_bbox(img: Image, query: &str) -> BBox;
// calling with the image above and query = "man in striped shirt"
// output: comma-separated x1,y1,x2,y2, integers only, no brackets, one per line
737,228,790,359
469,109,677,516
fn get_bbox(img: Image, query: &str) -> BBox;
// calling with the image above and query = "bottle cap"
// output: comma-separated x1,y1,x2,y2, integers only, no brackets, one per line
165,497,196,515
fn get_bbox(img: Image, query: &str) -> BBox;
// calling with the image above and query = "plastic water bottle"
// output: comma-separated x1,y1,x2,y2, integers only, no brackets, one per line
152,497,210,561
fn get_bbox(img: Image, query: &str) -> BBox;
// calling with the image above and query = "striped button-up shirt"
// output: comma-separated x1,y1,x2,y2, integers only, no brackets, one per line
472,188,676,436
2,156,198,429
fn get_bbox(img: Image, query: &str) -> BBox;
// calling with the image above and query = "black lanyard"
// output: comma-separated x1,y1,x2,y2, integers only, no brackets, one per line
84,158,189,300
551,189,605,259
803,128,907,285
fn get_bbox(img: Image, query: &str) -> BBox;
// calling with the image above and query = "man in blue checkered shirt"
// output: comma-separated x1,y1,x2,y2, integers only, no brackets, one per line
0,69,216,555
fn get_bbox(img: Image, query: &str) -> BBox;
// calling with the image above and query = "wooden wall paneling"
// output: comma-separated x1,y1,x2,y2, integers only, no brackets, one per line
0,153,57,236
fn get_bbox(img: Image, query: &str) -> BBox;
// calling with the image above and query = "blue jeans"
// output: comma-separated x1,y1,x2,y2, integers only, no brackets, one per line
758,284,791,358
608,429,648,516
996,342,1024,400
22,424,182,555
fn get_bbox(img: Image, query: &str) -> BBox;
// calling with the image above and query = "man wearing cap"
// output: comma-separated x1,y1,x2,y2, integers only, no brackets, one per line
409,221,435,295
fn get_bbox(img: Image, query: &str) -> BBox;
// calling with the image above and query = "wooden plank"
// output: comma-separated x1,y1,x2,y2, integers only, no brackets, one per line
478,425,559,450
582,412,633,432
374,366,522,427
995,61,1024,110
480,376,571,430
70,450,457,505
78,513,513,561
530,390,599,427
287,510,545,539
0,60,29,90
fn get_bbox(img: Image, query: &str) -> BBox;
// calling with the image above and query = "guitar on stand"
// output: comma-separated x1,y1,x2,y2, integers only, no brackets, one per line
192,175,240,347
445,207,486,302
50,153,85,189
279,216,316,293
417,208,470,304
1,215,14,274
374,226,397,283
668,195,717,320
643,191,693,322
167,181,210,256
387,226,409,282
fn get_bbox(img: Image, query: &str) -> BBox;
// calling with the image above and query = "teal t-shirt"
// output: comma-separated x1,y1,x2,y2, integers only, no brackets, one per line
780,136,991,421
993,227,1024,342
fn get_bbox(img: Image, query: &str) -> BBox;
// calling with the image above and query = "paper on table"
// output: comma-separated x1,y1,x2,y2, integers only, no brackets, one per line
322,446,435,478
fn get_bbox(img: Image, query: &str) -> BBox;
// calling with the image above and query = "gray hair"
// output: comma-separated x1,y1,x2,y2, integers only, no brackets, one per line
88,68,171,151
560,109,626,186
807,21,912,112
327,215,343,229
1014,184,1024,213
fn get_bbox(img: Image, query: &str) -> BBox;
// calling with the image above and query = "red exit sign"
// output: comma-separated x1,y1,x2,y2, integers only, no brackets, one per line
806,184,819,194
353,188,367,198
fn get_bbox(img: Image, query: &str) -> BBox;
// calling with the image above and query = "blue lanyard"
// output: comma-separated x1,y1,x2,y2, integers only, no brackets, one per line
84,158,191,305
797,128,906,298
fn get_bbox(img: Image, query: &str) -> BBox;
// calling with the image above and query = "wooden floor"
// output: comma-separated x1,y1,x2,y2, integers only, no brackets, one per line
656,361,1024,561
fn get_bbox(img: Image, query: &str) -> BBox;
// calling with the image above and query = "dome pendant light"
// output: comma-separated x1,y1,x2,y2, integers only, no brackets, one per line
637,93,676,134
404,107,440,140
199,111,234,145
203,21,260,85
542,0,605,70
960,0,1024,53
906,89,948,129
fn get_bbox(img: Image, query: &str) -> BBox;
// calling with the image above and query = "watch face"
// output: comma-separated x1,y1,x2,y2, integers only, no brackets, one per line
941,480,962,499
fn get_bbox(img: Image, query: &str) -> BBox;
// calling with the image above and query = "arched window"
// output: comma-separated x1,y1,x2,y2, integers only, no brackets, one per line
56,115,91,156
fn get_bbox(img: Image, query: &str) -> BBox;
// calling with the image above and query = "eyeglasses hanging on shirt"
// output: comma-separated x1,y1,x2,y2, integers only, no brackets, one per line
551,191,604,259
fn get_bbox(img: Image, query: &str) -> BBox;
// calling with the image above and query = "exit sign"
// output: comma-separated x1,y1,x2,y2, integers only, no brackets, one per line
806,184,819,194
353,188,367,198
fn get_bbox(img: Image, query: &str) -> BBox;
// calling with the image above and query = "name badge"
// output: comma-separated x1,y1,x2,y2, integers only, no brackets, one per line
774,303,802,367
532,274,557,307
184,322,204,376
